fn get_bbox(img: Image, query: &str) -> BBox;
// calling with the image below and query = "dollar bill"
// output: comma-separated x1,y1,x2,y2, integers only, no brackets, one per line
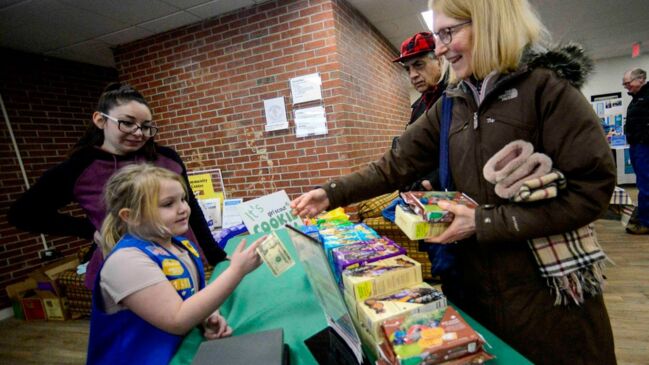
257,231,295,277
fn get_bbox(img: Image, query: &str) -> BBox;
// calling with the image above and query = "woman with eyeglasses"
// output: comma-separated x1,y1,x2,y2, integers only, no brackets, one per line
9,82,227,290
292,0,616,363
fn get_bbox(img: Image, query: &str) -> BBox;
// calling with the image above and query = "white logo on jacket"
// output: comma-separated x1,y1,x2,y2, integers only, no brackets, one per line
499,88,518,101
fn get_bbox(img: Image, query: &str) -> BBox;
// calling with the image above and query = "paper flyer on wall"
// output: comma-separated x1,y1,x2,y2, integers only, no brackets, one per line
264,96,289,132
294,106,328,138
285,225,364,364
290,73,323,104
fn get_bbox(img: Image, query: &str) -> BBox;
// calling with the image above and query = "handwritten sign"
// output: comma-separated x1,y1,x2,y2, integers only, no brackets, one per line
236,190,301,234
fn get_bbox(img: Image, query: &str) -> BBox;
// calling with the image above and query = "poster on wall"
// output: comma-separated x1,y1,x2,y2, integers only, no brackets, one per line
294,105,328,138
290,73,322,104
264,96,289,132
591,92,625,147
188,169,225,233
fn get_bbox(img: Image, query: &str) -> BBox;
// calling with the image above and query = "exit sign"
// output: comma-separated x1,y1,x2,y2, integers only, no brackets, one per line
632,42,641,58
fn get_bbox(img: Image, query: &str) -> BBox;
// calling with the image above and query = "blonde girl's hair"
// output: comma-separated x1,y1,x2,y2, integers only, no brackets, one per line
100,164,188,255
430,0,550,81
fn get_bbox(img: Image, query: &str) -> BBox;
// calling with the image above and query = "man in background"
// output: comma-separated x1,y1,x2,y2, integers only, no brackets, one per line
623,68,649,234
392,31,447,191
392,32,449,282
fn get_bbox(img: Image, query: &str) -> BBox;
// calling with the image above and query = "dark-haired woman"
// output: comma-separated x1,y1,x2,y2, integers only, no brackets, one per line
9,83,227,289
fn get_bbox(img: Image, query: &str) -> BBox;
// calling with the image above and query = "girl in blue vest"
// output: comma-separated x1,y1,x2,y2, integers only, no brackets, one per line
87,164,263,364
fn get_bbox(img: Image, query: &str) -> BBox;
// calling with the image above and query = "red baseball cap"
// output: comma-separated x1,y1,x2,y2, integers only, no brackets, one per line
393,32,436,63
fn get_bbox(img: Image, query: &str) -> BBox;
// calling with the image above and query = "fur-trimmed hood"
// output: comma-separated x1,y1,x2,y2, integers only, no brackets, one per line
521,43,594,89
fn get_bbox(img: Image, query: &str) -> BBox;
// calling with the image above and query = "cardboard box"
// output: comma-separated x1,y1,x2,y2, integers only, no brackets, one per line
28,256,79,295
395,205,450,240
5,278,37,319
20,291,47,321
331,237,406,283
342,255,422,303
43,256,79,280
357,282,447,342
39,290,69,320
350,305,382,360
381,306,484,365
343,289,359,322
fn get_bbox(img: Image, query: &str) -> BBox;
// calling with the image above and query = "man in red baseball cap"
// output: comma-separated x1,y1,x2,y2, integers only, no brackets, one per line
392,32,447,191
394,31,447,127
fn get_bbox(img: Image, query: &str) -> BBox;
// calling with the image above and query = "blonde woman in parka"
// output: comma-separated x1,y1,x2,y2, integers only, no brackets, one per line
291,0,617,364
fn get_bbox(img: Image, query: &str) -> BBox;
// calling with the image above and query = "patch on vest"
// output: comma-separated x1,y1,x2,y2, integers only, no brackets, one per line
145,245,168,256
163,259,184,276
181,240,199,257
498,88,518,101
171,278,192,291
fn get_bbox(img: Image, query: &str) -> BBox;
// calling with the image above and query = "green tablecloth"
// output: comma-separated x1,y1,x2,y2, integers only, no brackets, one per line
171,228,531,365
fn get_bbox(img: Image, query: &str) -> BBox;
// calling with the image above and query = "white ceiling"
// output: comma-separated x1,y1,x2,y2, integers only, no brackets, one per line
1,0,648,68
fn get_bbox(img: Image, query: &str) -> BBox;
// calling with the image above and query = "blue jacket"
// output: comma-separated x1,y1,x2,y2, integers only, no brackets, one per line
87,234,206,365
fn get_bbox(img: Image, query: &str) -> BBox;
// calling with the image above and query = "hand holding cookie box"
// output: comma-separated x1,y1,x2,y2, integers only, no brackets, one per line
395,191,477,240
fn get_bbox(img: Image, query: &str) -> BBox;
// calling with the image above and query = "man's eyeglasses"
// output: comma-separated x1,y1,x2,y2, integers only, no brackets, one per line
433,20,472,45
100,113,158,137
622,78,637,87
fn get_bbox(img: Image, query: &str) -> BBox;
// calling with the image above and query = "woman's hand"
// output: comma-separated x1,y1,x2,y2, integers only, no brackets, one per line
203,311,232,340
290,188,330,218
229,237,263,276
424,200,476,243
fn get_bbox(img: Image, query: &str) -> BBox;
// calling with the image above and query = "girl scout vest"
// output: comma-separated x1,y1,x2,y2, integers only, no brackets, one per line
86,234,206,365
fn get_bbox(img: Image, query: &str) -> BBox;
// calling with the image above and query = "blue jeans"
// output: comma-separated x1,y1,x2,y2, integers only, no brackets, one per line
630,144,649,226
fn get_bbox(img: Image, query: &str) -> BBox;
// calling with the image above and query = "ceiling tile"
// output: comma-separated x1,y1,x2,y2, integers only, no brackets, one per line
0,0,66,31
158,0,215,9
2,0,649,68
348,0,427,23
138,10,202,33
45,39,115,67
58,0,179,25
0,0,27,11
96,26,155,46
187,0,255,20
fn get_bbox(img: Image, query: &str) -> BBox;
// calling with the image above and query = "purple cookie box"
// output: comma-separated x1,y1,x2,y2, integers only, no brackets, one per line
331,237,406,284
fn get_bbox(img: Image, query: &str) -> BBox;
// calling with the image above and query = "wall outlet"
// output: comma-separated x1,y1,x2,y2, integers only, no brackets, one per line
39,248,63,261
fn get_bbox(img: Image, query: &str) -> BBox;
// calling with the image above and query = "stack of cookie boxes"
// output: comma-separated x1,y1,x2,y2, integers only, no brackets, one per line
310,215,447,357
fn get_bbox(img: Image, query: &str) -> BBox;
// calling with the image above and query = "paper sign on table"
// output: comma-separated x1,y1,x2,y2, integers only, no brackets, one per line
236,190,301,234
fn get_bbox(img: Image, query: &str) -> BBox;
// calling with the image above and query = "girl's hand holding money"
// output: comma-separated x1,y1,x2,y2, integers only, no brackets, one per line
229,237,263,276
290,188,330,218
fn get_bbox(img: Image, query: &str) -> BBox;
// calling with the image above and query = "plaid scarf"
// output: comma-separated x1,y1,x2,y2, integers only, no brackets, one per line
483,145,611,306
512,169,567,202
517,171,610,305
528,224,610,305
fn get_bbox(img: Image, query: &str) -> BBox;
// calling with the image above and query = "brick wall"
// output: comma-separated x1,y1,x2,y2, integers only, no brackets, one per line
0,0,411,310
332,0,411,169
0,49,117,308
114,0,411,201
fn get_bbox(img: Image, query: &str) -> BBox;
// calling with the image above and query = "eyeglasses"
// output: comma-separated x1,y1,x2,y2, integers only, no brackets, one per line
433,20,472,45
100,113,158,137
622,78,637,87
